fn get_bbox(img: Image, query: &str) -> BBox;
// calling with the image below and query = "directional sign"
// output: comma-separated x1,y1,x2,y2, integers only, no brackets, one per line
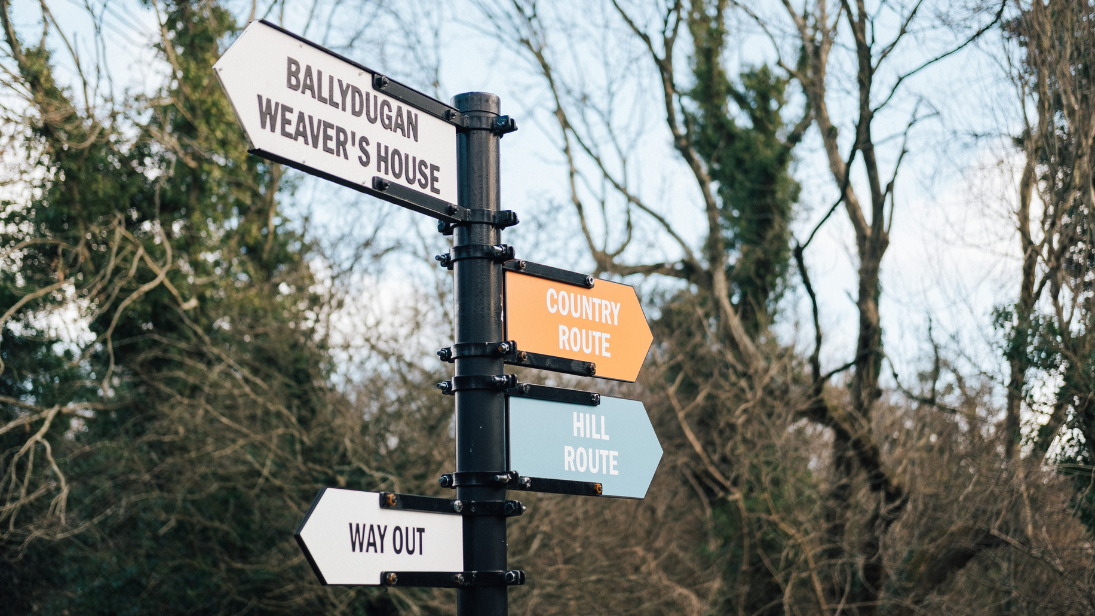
295,488,463,586
215,20,458,205
508,395,662,498
504,269,652,382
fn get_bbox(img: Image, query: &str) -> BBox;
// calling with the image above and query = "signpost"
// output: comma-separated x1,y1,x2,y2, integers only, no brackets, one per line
507,395,662,499
215,20,661,616
295,488,463,586
503,265,652,382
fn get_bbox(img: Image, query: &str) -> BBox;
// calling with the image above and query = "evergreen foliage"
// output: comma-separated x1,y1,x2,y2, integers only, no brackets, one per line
1,2,450,612
685,0,800,334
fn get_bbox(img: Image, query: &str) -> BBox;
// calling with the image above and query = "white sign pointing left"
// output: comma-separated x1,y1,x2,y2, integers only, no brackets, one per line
215,20,458,204
295,488,463,586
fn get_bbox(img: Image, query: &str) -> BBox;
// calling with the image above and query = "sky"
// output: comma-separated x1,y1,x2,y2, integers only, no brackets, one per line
6,0,1034,410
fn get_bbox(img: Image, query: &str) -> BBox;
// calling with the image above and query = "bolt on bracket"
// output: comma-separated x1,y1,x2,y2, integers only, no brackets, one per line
382,570,526,588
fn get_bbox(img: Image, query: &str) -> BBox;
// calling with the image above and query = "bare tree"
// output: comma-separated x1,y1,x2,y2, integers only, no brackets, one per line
473,0,1095,614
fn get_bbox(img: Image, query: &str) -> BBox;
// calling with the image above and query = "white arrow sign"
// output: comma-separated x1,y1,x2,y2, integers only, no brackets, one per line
214,20,458,205
295,488,463,586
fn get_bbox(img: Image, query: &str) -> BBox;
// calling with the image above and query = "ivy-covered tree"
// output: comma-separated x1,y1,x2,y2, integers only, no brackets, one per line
1,1,451,613
687,1,802,334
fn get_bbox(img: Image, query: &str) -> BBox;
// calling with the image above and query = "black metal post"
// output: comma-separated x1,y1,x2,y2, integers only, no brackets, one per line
452,92,507,615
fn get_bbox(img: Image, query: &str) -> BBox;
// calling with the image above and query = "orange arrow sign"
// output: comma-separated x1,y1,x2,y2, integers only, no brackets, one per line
504,269,652,382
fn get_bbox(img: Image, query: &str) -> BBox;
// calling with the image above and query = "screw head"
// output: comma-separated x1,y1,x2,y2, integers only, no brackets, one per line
382,493,397,508
384,572,398,586
453,573,465,585
517,351,528,362
585,275,595,288
588,364,596,376
591,393,601,404
521,477,532,489
452,499,463,513
517,260,527,270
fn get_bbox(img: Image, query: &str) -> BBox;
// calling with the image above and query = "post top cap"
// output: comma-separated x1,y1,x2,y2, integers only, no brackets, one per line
452,92,500,114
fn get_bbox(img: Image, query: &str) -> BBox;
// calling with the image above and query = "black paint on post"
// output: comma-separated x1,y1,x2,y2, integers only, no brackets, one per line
452,92,508,615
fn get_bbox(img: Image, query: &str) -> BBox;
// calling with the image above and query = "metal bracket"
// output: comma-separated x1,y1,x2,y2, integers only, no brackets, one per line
370,72,464,127
504,260,595,288
457,114,518,136
366,178,518,235
381,570,525,588
437,344,596,377
371,177,466,223
378,492,460,515
441,472,602,497
457,499,526,516
507,476,604,497
504,351,596,377
437,374,517,395
440,470,520,488
437,209,519,236
507,383,601,406
435,244,515,269
438,341,515,362
379,492,525,517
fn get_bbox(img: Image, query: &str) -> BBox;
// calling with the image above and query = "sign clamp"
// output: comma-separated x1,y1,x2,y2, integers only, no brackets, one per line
381,570,526,588
366,180,520,232
438,341,516,360
437,209,519,236
436,374,517,395
247,149,472,225
435,244,515,269
504,259,594,288
455,114,518,135
508,476,605,497
438,342,597,378
507,382,601,406
378,492,526,517
439,471,604,498
505,350,596,377
370,73,464,127
440,471,518,488
371,177,466,224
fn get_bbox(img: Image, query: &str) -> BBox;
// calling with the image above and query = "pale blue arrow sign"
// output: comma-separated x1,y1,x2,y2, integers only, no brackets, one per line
508,395,662,498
